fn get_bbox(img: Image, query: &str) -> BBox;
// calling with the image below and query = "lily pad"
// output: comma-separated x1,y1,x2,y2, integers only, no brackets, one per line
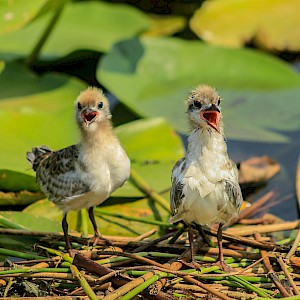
116,117,183,161
0,190,44,206
97,37,300,142
114,117,184,197
0,61,86,191
190,0,300,51
0,0,66,35
0,211,61,232
0,1,150,56
143,15,186,37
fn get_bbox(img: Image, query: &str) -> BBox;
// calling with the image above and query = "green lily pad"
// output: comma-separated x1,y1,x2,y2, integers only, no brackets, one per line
0,1,150,56
0,190,44,206
97,37,300,142
116,117,183,161
190,0,300,51
0,0,66,35
0,61,86,191
0,211,61,232
113,117,184,197
0,170,39,192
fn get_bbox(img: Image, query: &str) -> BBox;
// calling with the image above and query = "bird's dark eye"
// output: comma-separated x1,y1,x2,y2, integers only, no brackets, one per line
77,102,82,110
217,98,221,106
193,101,202,108
97,102,103,109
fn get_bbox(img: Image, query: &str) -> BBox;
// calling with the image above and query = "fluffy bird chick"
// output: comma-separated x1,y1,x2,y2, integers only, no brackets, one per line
170,84,243,271
27,87,130,253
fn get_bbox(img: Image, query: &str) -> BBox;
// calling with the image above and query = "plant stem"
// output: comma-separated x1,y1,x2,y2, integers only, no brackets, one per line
0,215,28,230
130,168,170,213
0,248,46,260
71,265,98,300
80,209,89,237
95,208,175,228
0,268,70,276
119,273,162,300
25,5,64,66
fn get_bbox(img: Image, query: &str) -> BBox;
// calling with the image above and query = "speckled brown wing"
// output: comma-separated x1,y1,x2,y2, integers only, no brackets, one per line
27,145,90,203
224,179,243,211
170,158,186,216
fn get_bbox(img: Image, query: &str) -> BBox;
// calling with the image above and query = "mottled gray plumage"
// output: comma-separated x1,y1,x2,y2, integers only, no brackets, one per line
27,145,89,205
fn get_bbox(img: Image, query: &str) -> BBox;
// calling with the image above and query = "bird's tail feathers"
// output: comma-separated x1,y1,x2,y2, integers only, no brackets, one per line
26,146,52,167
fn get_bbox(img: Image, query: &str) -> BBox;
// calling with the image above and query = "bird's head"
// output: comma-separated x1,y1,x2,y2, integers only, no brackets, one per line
186,84,222,133
75,87,111,131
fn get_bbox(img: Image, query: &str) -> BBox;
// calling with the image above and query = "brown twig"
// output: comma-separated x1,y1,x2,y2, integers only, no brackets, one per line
277,256,300,295
206,227,290,252
95,250,168,269
255,232,291,297
180,275,233,300
286,228,300,260
73,252,173,300
226,221,300,238
133,231,175,253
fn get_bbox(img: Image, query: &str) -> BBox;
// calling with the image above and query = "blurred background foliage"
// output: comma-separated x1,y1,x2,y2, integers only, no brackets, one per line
0,0,299,242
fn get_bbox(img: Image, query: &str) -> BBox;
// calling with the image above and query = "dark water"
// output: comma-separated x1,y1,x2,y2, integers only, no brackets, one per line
228,130,300,221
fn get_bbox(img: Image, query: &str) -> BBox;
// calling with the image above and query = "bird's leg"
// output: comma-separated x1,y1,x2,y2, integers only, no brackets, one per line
88,207,114,248
214,223,233,272
62,213,73,254
180,224,201,270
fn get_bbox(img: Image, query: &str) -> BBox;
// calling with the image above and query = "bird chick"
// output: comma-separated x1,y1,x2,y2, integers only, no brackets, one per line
170,84,243,271
27,87,130,253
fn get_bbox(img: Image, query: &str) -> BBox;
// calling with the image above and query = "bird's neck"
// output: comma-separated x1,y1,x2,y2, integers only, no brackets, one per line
80,119,118,151
186,127,228,165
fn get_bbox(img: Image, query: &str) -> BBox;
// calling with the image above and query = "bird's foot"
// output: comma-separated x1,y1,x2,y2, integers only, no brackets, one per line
88,234,115,249
214,260,235,273
68,248,81,259
180,259,202,271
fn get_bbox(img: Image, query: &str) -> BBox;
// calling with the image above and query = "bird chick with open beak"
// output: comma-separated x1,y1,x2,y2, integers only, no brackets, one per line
170,84,243,271
27,87,130,254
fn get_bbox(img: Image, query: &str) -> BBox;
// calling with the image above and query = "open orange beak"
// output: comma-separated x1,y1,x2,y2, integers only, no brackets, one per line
82,111,98,127
200,110,220,132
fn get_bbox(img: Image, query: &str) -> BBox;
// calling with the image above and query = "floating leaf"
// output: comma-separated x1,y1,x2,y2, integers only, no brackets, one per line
143,15,186,37
190,0,300,51
0,61,86,191
0,211,61,232
116,117,183,162
0,170,39,192
0,0,66,35
97,37,300,142
0,1,150,56
238,156,280,184
0,190,44,206
114,118,184,197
